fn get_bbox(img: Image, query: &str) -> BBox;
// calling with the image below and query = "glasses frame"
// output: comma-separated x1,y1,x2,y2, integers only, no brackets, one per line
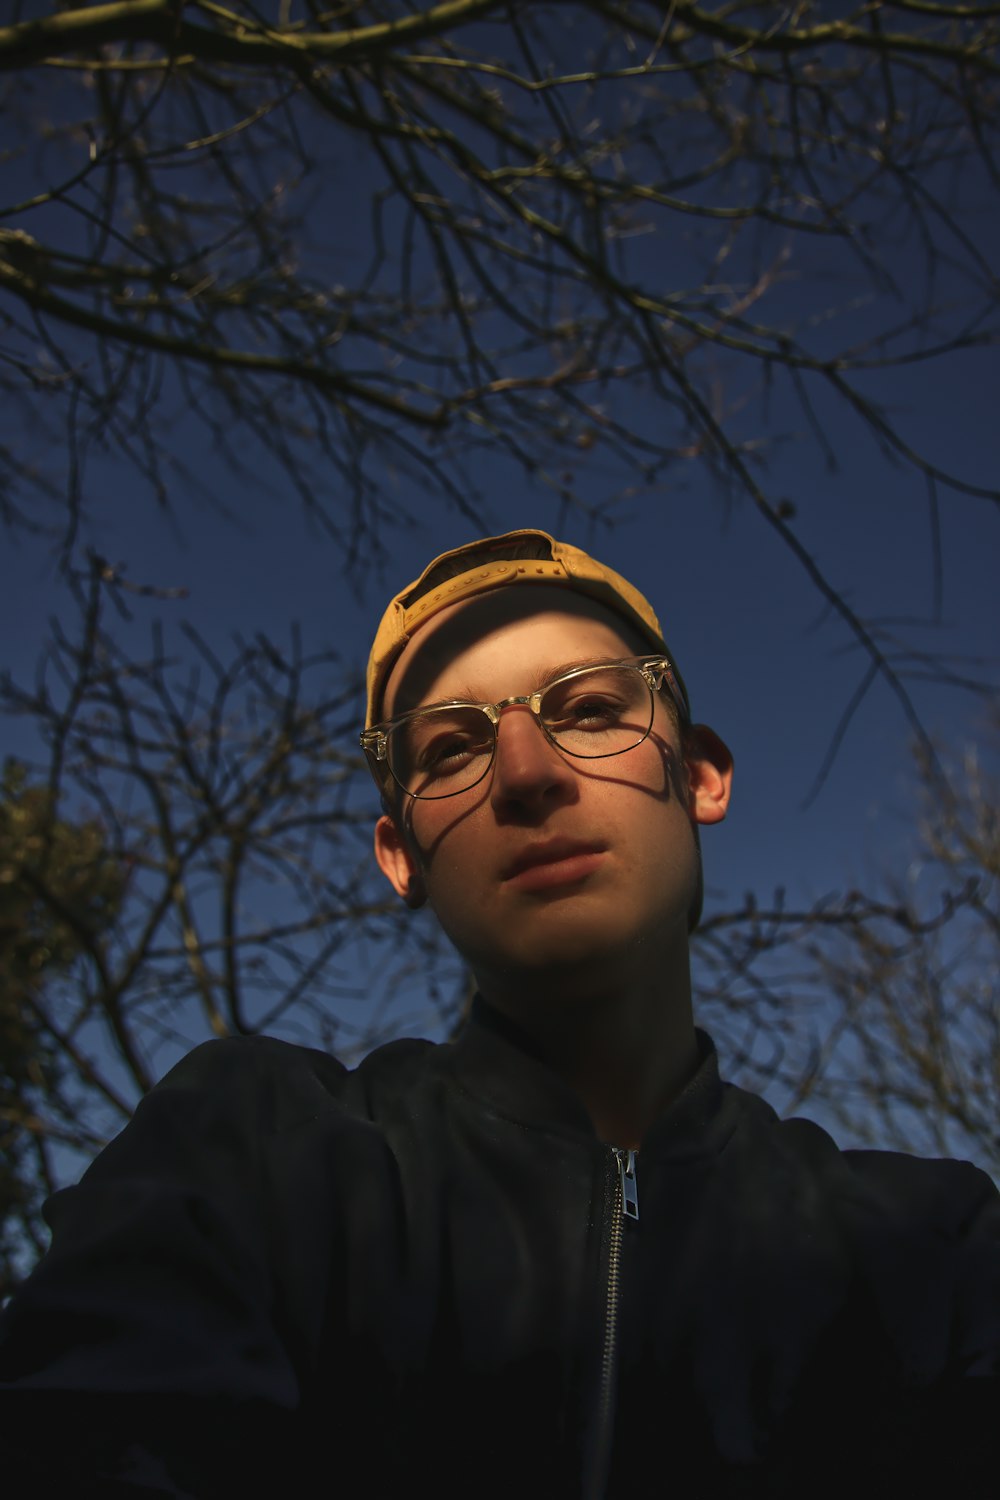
361,655,689,801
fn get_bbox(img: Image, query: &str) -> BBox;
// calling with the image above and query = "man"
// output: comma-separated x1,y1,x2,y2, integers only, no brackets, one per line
2,529,998,1497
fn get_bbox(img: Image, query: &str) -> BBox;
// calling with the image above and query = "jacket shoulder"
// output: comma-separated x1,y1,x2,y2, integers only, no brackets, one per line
727,1081,998,1221
838,1143,1000,1230
146,1031,440,1130
725,1085,1000,1377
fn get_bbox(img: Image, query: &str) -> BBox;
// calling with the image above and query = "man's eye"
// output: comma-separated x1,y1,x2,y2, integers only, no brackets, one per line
415,727,491,771
575,696,615,720
423,735,476,767
553,695,622,729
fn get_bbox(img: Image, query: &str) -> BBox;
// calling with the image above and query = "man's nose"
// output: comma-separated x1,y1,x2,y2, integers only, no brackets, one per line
489,705,576,813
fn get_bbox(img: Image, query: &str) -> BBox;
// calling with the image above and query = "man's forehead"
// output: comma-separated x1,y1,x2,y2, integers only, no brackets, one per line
382,585,646,718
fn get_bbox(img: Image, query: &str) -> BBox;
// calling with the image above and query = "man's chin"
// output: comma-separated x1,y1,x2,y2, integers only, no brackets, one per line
474,934,647,1003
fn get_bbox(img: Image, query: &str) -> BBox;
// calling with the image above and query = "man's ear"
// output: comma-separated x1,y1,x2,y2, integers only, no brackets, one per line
682,724,733,826
374,813,427,909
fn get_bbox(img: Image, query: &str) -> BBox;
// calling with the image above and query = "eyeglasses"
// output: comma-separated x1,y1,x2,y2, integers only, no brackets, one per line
361,656,688,801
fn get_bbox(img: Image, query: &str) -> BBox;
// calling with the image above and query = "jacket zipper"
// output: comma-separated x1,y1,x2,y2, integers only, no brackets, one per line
584,1146,638,1500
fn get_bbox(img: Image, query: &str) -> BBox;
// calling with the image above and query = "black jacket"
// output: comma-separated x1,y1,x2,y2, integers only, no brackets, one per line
2,999,999,1497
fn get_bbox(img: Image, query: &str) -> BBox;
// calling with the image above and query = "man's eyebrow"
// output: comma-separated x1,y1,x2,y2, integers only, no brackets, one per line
446,655,635,705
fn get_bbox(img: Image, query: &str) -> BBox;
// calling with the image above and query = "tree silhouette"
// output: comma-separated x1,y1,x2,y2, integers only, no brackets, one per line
1,2,997,723
0,754,124,1294
0,559,443,1292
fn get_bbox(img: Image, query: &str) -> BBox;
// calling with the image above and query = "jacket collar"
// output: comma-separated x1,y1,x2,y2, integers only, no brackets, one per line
445,995,736,1160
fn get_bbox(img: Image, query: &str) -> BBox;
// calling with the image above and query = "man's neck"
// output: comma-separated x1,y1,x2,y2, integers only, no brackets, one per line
478,957,699,1148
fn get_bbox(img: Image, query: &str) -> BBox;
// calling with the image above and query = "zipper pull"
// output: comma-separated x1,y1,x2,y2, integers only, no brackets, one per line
615,1147,639,1223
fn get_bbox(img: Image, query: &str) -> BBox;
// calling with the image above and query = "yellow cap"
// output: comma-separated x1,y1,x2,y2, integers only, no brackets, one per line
365,528,688,727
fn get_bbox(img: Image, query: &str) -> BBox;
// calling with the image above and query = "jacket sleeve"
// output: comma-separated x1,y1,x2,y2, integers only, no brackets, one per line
956,1167,1000,1378
847,1148,1000,1377
0,1036,337,1496
843,1148,1000,1485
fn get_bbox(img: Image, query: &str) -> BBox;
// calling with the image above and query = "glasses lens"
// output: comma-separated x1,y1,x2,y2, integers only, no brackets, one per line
389,706,495,798
541,665,653,758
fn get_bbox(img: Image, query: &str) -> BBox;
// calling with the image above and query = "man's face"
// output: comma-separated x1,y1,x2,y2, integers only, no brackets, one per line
373,587,731,1002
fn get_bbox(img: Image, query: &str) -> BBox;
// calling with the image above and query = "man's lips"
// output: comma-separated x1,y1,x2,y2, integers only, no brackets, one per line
502,838,607,890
